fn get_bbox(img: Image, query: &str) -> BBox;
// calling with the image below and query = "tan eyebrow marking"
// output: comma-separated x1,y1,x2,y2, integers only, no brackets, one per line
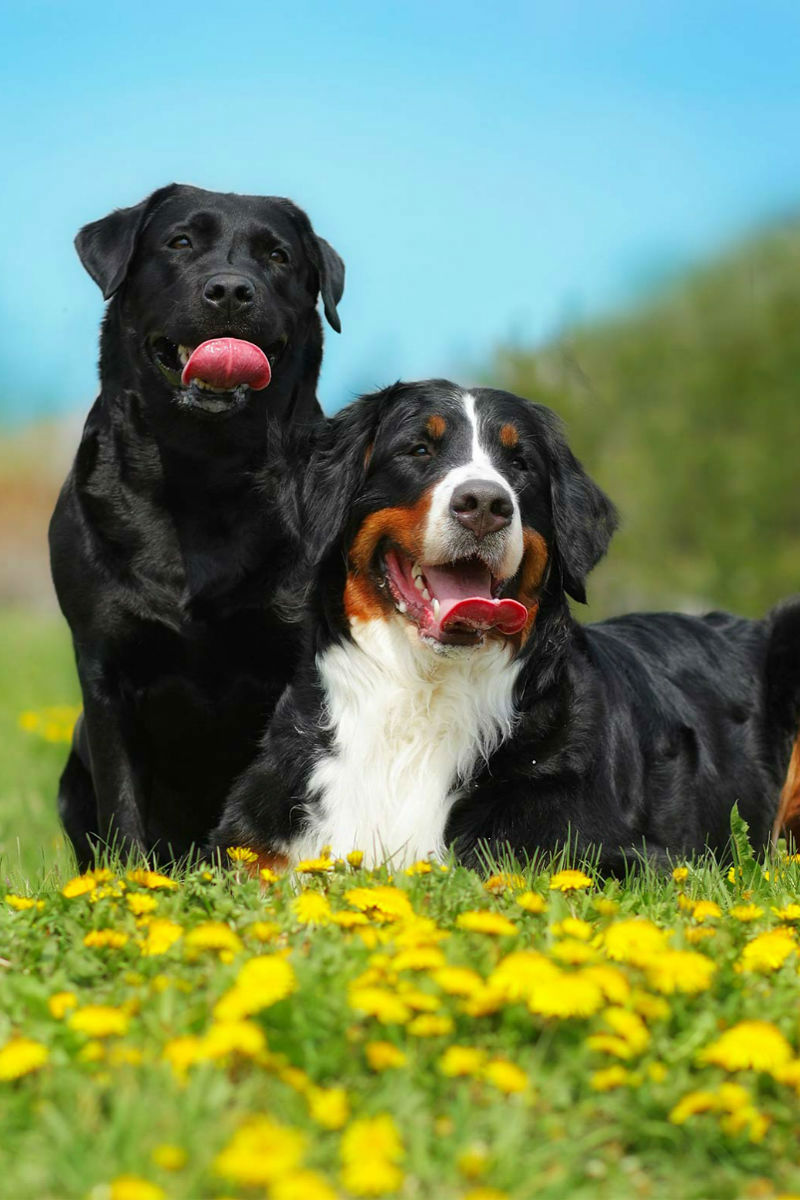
426,415,446,439
499,423,519,448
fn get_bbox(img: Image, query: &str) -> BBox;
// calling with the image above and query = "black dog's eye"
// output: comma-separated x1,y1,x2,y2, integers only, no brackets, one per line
269,247,289,264
511,455,527,471
167,235,192,249
409,443,431,458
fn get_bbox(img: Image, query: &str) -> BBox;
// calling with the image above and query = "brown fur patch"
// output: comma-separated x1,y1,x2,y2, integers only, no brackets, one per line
243,850,290,879
511,528,549,647
343,494,433,624
426,415,446,440
499,423,519,448
363,442,374,470
774,733,800,849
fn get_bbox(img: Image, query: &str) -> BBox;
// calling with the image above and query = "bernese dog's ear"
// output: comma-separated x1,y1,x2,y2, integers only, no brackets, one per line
543,411,618,604
300,386,396,561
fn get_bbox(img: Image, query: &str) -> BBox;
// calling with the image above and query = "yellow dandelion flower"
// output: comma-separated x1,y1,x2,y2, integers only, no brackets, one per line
347,849,365,868
307,1085,350,1129
214,1116,306,1185
552,917,592,940
341,1156,403,1197
214,954,296,1020
432,966,484,996
770,1059,800,1090
295,853,335,874
127,869,178,890
330,910,370,929
48,991,78,1019
126,894,157,916
648,1062,668,1082
396,983,440,1012
457,1146,490,1179
365,1041,407,1071
259,866,280,884
686,926,717,944
349,987,411,1025
184,921,243,955
630,990,670,1021
392,945,446,971
601,1007,650,1053
484,872,526,894
151,1144,187,1171
516,891,547,913
580,966,630,1004
226,845,258,863
488,950,559,1002
407,1013,454,1037
163,1035,204,1076
138,919,183,957
69,1005,129,1038
590,1065,630,1091
78,1039,105,1063
551,938,597,965
201,1019,266,1061
345,885,414,922
672,866,689,883
593,896,619,916
456,910,518,936
62,874,97,898
773,903,800,922
737,928,796,973
645,949,716,994
405,859,434,875
0,1037,48,1080
528,970,604,1019
461,985,507,1017
585,1033,637,1060
392,915,448,946
438,1045,486,1077
84,929,129,949
730,903,764,922
341,1114,403,1164
292,891,332,925
482,1059,529,1094
690,900,722,923
602,918,669,967
247,920,280,941
699,1021,793,1072
669,1089,719,1124
5,893,43,911
108,1176,166,1200
462,1188,509,1200
271,1168,339,1200
549,869,593,892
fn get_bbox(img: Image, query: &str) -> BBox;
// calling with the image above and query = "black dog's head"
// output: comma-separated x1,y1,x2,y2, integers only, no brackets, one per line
76,183,344,422
302,380,617,651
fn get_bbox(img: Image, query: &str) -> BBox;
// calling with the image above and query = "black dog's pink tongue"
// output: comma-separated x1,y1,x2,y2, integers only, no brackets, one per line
181,338,271,390
423,561,528,636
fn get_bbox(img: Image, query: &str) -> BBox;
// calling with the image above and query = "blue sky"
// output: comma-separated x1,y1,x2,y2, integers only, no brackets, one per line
2,0,800,423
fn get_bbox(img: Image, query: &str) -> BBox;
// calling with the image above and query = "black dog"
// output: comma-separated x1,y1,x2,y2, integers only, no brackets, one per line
50,183,344,868
211,380,800,873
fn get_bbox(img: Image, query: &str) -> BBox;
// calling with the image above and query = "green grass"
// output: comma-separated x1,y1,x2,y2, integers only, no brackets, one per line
3,611,800,1200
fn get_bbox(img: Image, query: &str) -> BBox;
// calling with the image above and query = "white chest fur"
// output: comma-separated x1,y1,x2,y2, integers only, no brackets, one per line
288,618,520,869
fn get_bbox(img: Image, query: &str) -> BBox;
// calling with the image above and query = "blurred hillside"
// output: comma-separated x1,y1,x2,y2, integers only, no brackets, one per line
491,222,800,619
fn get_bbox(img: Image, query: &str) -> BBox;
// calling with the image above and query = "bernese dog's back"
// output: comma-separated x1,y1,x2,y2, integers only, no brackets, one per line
211,380,800,873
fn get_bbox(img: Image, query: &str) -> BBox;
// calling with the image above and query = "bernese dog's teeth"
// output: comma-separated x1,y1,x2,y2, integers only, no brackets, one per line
432,598,440,620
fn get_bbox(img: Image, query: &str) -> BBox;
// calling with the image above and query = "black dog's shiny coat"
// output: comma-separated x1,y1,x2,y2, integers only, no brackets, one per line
50,184,344,867
212,381,800,871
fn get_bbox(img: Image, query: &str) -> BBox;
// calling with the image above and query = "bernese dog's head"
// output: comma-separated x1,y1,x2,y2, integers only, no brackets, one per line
302,379,618,653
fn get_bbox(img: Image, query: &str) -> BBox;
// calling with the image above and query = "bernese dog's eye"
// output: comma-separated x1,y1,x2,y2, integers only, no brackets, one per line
167,235,192,249
409,443,431,458
269,247,289,264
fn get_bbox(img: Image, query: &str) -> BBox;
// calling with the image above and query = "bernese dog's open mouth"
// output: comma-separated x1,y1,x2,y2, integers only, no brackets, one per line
147,334,287,416
383,546,528,647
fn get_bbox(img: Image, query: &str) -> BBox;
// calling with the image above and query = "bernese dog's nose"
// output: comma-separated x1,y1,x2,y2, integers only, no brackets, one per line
450,479,513,539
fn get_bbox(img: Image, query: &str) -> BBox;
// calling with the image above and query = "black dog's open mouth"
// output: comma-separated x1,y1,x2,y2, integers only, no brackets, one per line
147,334,287,416
382,547,528,646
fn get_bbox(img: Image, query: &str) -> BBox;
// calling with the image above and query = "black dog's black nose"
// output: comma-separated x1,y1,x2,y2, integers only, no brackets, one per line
202,273,255,313
450,479,514,539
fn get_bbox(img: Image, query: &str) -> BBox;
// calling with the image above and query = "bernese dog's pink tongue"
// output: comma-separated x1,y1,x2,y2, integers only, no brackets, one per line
423,562,528,635
181,338,271,390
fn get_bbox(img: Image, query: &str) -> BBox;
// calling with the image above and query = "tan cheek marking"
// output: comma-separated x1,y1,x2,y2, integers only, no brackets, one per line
774,733,800,849
363,442,374,470
243,850,290,879
343,494,434,624
426,415,446,439
513,528,549,648
500,423,519,448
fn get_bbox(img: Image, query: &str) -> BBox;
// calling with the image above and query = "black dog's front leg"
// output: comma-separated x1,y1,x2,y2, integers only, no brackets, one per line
76,662,148,860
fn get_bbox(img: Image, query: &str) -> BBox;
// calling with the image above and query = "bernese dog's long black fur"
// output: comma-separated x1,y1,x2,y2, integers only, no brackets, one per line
211,380,800,874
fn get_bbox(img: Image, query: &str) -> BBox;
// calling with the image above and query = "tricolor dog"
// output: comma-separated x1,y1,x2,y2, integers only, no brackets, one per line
211,380,800,873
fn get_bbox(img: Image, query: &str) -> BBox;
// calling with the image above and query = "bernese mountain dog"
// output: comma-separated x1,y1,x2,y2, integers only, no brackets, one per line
211,379,800,874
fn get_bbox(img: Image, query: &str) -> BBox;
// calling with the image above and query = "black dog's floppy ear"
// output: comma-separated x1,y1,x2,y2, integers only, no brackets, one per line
313,236,345,333
74,183,180,299
543,410,618,604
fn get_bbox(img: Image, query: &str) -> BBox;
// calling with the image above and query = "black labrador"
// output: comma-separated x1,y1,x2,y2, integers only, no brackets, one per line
50,183,344,868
